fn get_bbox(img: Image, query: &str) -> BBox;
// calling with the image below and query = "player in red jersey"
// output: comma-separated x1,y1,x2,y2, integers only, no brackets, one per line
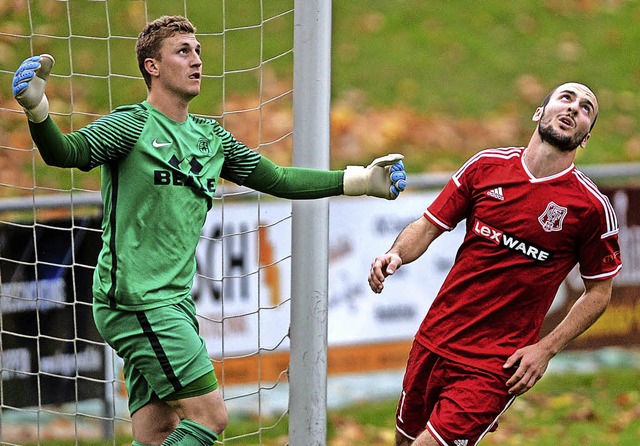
368,82,622,446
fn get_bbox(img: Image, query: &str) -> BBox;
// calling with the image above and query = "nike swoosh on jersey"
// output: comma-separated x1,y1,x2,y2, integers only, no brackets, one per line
152,139,172,148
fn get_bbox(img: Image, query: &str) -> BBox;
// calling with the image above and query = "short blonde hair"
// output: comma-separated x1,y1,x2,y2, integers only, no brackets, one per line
136,15,196,89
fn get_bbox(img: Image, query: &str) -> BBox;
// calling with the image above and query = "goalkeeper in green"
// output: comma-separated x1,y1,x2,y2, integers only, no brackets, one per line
12,15,406,446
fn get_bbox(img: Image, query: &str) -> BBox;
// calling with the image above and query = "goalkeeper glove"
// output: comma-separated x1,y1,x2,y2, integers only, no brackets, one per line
343,153,407,200
13,54,55,124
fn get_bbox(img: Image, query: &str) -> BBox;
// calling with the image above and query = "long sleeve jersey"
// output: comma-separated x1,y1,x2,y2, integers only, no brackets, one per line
29,101,344,310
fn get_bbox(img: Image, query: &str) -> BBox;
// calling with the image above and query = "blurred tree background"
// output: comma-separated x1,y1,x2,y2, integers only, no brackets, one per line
1,0,639,191
330,0,640,171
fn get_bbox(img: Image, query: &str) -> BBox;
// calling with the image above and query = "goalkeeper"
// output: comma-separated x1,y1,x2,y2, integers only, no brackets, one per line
12,15,406,446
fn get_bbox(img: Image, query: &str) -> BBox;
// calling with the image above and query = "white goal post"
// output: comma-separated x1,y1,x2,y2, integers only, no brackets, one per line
289,1,332,445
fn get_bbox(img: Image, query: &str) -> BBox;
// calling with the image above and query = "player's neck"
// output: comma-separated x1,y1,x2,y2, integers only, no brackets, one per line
146,90,191,122
523,139,577,179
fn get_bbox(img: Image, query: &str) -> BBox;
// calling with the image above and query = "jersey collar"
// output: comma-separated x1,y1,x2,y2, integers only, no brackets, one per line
520,154,575,183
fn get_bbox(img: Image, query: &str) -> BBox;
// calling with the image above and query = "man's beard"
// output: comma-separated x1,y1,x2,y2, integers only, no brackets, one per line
537,111,587,152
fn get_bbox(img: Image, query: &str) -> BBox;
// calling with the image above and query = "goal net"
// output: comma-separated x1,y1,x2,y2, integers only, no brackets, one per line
0,0,304,444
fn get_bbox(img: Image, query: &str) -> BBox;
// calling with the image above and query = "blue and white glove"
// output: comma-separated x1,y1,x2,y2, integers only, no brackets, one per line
12,54,55,123
343,153,407,200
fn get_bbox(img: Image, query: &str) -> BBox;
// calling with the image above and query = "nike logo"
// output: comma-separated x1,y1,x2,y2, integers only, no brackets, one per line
152,139,172,148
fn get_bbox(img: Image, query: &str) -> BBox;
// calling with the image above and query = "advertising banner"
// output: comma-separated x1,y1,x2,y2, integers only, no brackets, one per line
192,193,461,382
193,193,460,354
195,188,640,381
0,217,104,407
2,187,637,391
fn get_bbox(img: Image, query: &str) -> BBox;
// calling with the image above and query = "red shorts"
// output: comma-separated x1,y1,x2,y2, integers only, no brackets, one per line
396,341,516,446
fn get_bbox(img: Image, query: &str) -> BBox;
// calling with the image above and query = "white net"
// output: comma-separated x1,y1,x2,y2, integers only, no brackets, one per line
0,0,295,444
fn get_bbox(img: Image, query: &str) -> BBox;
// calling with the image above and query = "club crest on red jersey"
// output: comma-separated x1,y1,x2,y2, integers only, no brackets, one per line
538,201,567,232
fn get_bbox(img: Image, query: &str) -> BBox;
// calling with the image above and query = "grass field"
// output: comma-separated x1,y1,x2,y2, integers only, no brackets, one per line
228,368,640,446
15,366,639,445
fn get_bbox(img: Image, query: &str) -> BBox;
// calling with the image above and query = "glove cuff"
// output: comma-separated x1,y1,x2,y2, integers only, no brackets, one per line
24,95,49,123
343,165,367,196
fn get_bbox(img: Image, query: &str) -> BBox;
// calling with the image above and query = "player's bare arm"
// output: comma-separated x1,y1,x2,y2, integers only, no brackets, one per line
368,216,443,293
504,277,613,395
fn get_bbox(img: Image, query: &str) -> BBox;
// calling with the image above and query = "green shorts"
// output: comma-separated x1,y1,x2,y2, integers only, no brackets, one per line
93,297,218,415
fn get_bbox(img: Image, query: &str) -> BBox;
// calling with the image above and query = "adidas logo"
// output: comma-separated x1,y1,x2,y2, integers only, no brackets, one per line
454,440,468,446
487,186,504,201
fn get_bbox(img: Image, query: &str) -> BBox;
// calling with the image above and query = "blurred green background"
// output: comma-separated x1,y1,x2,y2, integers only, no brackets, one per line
1,0,639,184
332,0,640,170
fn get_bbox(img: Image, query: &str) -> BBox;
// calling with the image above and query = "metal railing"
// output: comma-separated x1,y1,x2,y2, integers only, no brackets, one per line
2,161,639,213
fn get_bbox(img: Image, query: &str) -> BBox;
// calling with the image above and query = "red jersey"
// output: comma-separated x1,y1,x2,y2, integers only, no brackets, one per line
418,147,622,377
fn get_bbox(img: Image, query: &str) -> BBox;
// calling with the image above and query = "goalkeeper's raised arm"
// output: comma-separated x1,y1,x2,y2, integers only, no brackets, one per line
12,54,91,170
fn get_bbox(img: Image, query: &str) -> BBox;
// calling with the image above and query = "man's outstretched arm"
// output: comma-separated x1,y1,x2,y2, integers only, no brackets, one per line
243,155,406,200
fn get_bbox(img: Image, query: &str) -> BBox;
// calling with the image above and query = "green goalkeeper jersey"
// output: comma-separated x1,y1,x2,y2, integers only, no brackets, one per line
29,101,343,310
78,101,262,310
